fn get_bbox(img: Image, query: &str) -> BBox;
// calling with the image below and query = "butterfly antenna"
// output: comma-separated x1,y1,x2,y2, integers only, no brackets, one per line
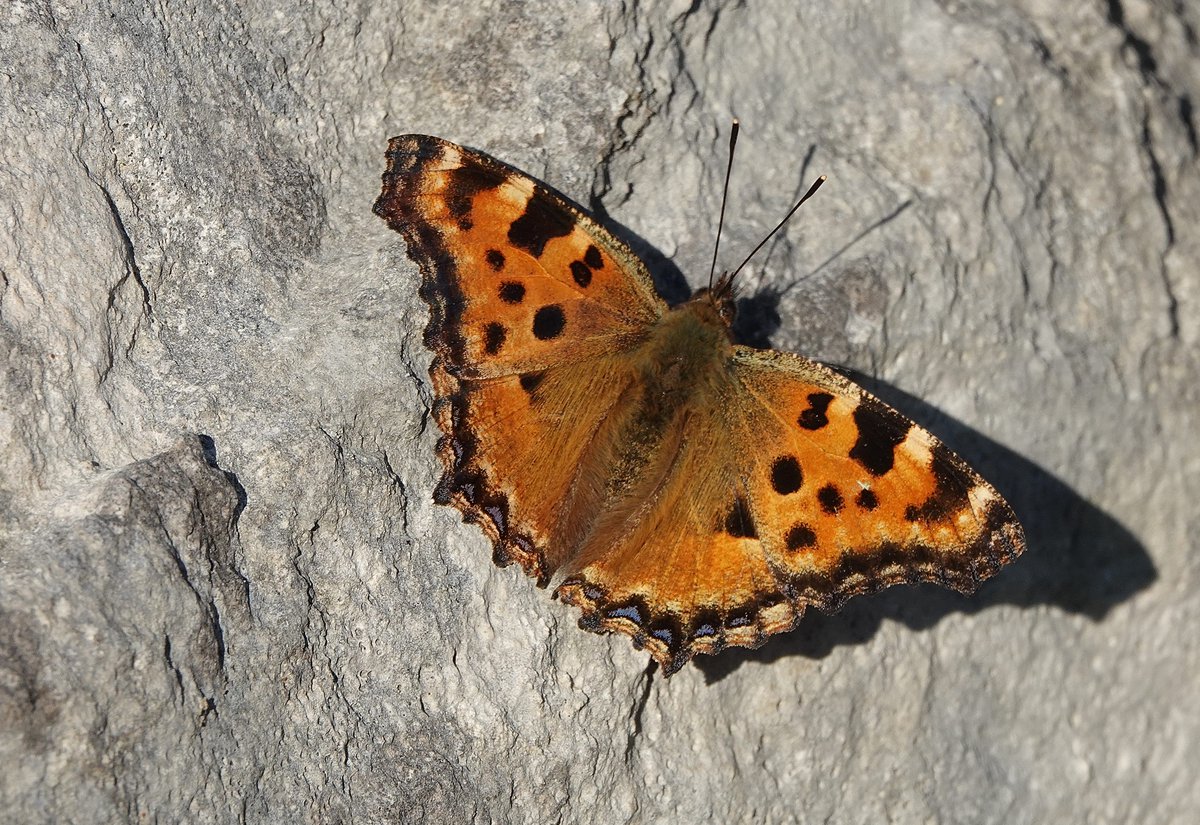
727,173,827,286
707,118,740,292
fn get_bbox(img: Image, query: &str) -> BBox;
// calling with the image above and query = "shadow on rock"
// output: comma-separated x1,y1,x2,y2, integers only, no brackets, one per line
198,433,249,520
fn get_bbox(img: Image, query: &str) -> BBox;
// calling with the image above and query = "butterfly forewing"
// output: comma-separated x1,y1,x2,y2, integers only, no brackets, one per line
374,134,665,381
728,347,1023,605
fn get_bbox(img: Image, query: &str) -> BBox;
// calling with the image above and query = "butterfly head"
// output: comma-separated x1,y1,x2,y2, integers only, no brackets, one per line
691,270,739,329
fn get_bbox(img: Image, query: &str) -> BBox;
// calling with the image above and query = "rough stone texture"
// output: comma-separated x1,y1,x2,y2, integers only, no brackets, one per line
1,1,1196,823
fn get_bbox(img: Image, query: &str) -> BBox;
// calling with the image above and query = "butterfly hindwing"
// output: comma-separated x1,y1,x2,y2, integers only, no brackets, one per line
554,387,801,672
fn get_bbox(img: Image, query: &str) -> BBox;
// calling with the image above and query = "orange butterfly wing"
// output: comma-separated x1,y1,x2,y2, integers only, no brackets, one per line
374,135,667,581
730,348,1023,599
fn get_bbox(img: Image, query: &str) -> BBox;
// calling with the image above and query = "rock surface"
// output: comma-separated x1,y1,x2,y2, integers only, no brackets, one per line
1,1,1196,823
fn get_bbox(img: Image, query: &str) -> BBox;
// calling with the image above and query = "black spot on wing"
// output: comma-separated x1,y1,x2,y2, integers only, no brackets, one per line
723,496,757,539
584,244,604,269
570,260,592,287
817,484,844,515
785,523,816,552
483,322,506,355
798,392,834,430
519,371,544,395
498,281,525,304
532,304,566,340
856,488,879,511
486,249,506,271
770,455,803,495
848,399,912,476
508,187,574,257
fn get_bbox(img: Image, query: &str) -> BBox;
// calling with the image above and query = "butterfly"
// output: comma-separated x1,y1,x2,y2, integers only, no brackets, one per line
373,133,1025,676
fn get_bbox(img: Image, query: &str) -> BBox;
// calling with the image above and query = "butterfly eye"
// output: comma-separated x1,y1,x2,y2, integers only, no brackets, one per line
717,297,736,325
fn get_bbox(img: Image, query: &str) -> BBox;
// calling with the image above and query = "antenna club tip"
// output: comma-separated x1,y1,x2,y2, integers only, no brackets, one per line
818,174,828,181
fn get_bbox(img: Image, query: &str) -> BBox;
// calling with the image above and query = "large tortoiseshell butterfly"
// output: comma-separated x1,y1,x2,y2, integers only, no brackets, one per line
373,132,1025,676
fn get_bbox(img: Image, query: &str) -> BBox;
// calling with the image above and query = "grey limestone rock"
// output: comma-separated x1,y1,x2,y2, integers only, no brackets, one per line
1,1,1196,823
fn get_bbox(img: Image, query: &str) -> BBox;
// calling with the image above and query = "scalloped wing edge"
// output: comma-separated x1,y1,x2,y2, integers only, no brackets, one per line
555,511,1023,677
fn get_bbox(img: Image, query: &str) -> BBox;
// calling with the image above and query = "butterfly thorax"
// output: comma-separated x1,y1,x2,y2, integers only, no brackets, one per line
638,292,734,397
597,293,735,498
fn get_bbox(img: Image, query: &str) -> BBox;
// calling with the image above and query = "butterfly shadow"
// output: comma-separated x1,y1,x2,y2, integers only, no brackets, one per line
694,330,1157,685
